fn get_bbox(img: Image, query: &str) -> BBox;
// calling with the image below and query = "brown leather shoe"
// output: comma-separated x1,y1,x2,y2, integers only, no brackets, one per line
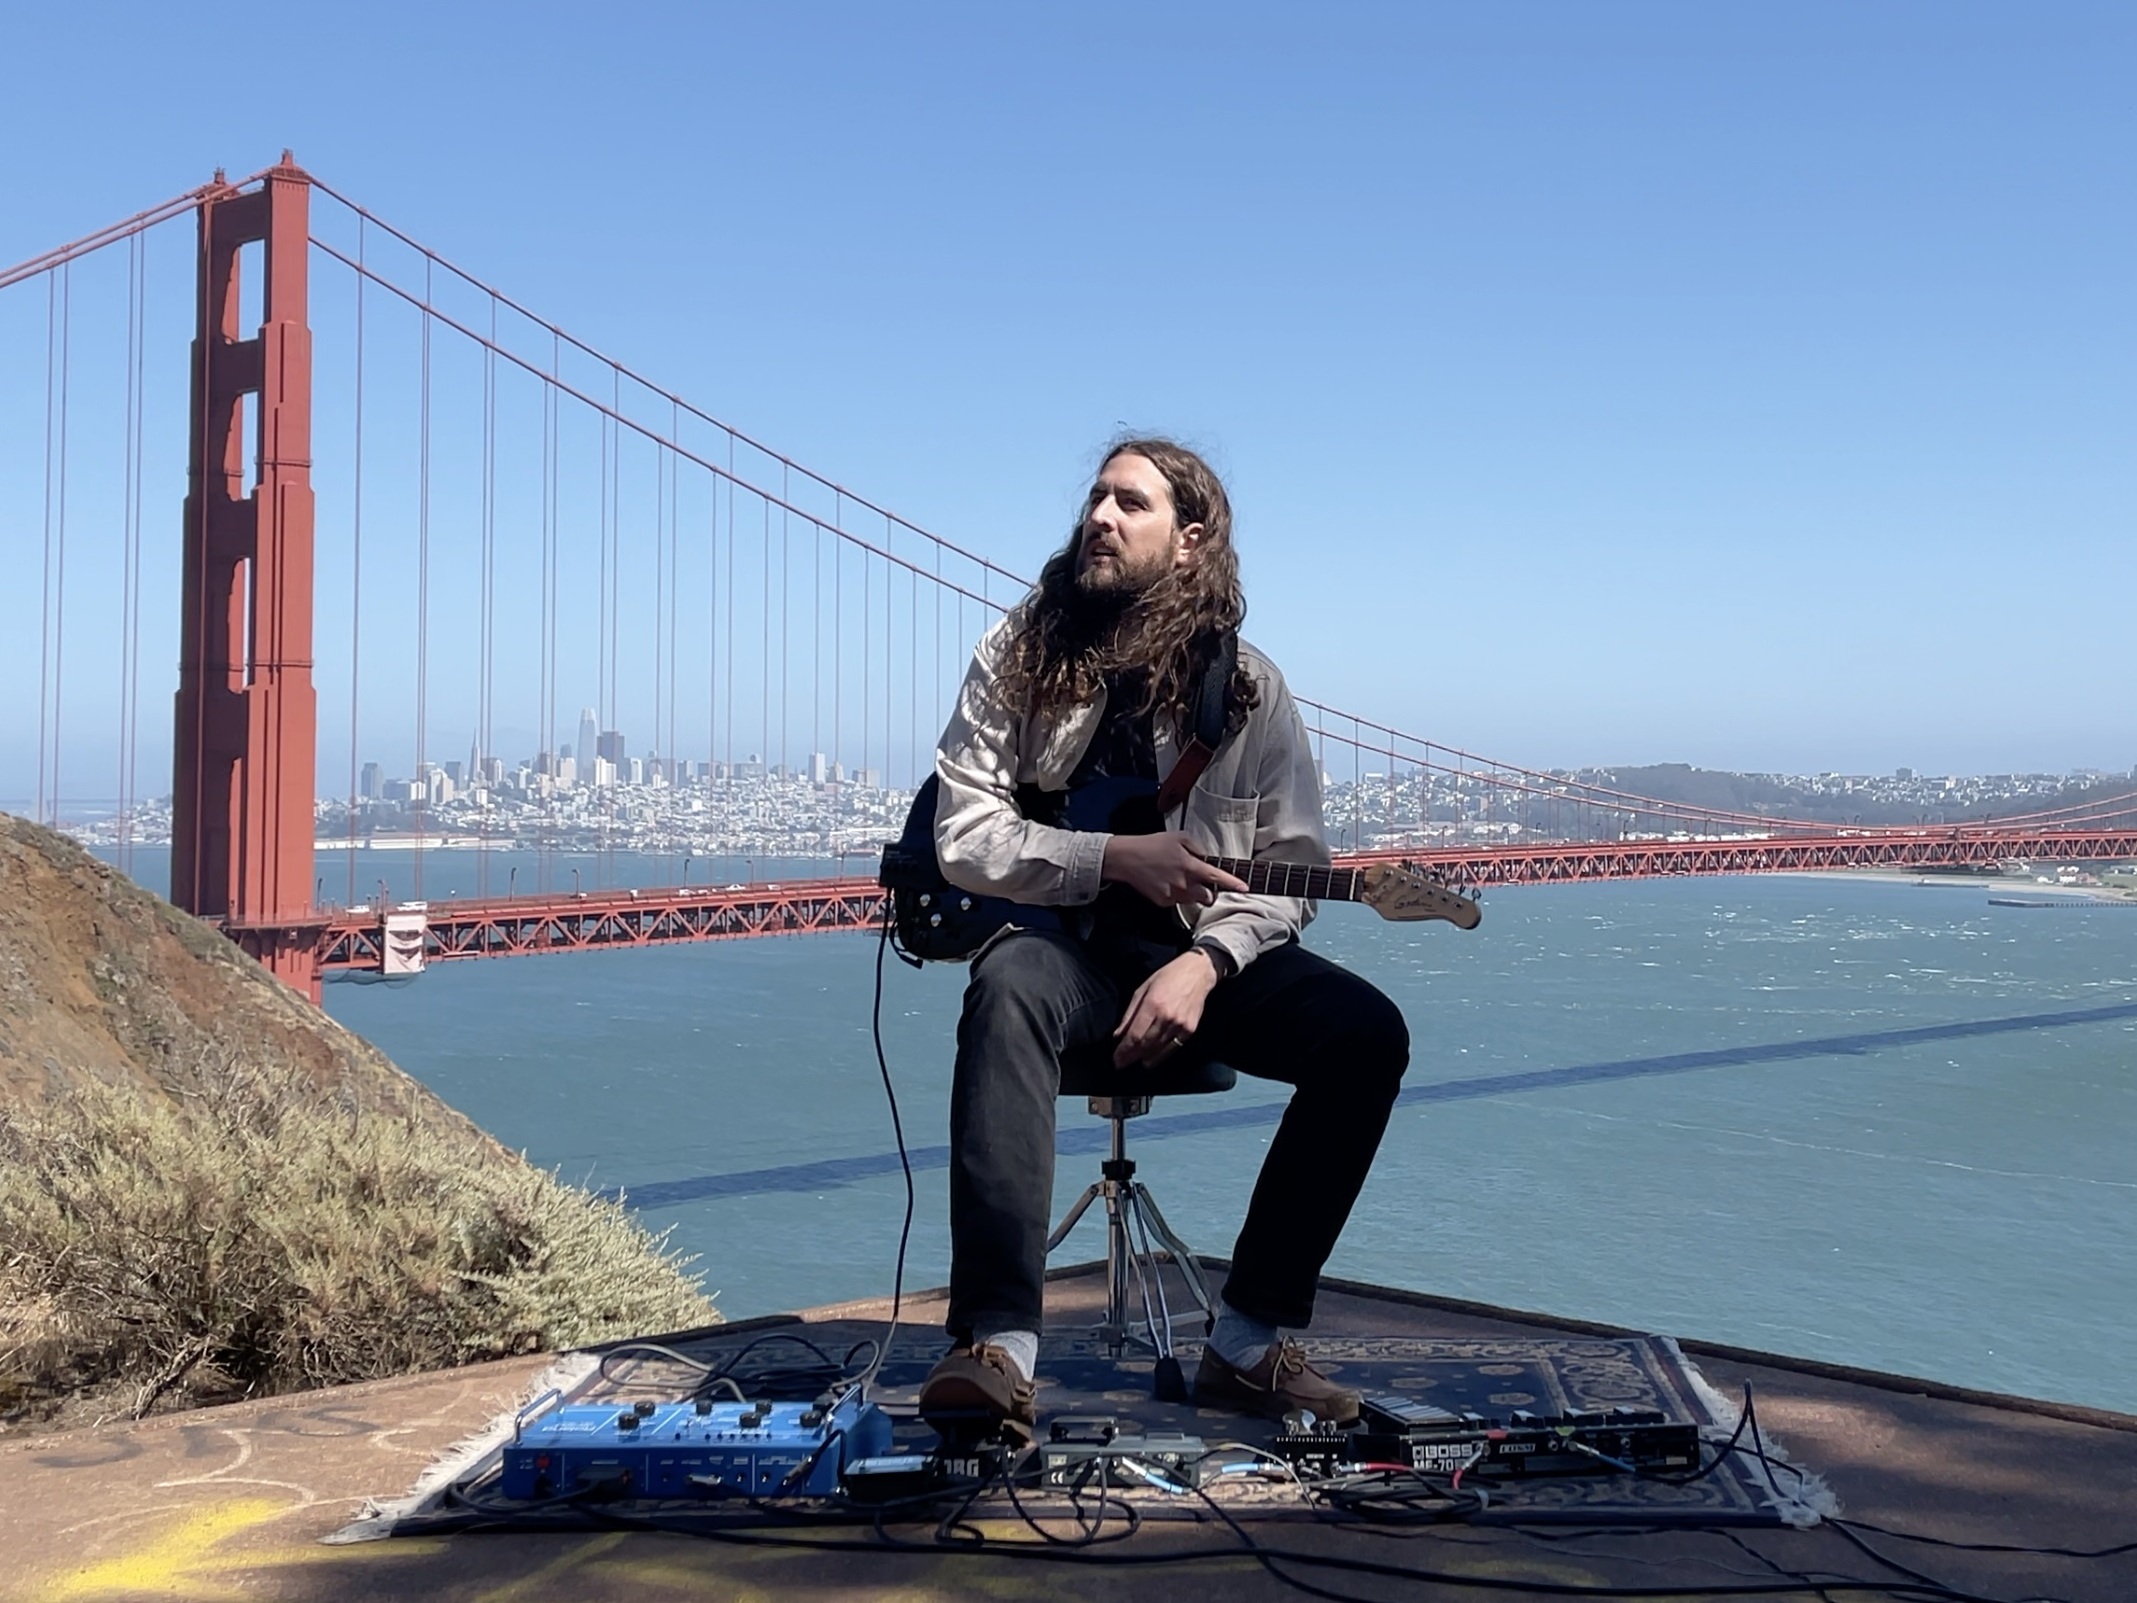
1193,1338,1361,1425
917,1343,1037,1435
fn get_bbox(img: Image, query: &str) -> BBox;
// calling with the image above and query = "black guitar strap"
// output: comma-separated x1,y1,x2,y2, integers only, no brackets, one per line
1155,632,1237,817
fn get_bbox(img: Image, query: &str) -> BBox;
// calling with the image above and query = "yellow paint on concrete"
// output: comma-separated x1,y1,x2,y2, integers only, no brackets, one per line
35,1497,291,1602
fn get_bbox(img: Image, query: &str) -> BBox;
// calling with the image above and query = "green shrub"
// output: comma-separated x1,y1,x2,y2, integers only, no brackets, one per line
0,1059,715,1421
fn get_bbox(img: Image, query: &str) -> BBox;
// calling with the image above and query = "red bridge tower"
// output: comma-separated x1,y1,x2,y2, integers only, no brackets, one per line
170,158,322,1000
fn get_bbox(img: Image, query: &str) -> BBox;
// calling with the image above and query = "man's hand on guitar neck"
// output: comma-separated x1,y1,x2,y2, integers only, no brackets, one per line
1100,831,1248,909
1113,949,1225,1068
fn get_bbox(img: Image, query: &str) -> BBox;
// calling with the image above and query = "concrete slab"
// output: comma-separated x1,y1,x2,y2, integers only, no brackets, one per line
5,1268,2132,1602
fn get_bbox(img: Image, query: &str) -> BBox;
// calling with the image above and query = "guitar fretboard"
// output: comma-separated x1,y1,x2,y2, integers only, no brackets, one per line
1207,856,1365,903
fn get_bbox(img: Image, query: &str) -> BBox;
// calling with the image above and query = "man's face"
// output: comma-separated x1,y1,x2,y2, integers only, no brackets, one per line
1075,453,1203,596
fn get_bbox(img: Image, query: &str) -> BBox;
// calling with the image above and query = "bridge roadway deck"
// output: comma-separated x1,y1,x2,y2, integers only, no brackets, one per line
252,827,2137,975
6,1263,2132,1602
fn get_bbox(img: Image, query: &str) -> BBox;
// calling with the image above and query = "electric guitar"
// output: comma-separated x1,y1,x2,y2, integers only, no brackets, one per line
1034,774,1483,945
882,772,1480,965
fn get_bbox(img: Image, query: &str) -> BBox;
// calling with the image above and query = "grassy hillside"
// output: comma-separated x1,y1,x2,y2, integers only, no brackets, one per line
0,813,715,1427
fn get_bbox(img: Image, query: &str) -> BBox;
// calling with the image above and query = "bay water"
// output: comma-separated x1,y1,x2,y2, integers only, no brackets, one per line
110,849,2137,1414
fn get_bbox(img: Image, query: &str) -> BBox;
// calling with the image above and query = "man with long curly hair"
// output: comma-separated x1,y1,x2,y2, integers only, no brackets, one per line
918,437,1409,1433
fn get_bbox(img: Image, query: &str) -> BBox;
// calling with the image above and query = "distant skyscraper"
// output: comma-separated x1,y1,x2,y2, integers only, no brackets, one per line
578,708,599,769
359,761,383,800
809,752,828,785
598,730,626,765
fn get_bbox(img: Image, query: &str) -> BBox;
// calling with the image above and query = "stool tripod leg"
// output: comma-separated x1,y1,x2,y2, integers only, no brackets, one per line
1130,1183,1215,1324
1125,1195,1194,1403
1104,1179,1135,1354
1045,1183,1104,1255
1124,1199,1166,1360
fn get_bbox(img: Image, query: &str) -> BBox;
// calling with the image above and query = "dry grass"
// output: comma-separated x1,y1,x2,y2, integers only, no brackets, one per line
0,1053,716,1423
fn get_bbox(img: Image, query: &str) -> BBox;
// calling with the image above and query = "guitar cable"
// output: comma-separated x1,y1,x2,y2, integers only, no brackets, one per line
861,895,916,1393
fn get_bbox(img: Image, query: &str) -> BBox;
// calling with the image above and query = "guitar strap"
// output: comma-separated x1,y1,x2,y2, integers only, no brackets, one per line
1154,632,1237,818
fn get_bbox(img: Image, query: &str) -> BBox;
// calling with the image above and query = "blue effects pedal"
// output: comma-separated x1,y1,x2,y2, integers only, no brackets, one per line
500,1388,892,1501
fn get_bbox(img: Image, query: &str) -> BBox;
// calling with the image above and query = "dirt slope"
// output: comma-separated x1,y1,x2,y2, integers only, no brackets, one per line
0,812,487,1143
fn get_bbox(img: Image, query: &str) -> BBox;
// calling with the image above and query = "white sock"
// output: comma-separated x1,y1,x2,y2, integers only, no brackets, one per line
1206,1303,1280,1367
974,1327,1038,1382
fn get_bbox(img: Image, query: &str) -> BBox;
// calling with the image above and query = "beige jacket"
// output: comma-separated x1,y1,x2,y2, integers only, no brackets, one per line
932,619,1329,974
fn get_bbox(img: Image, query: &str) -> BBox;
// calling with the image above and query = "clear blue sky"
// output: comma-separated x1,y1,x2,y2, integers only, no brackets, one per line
5,1,2132,783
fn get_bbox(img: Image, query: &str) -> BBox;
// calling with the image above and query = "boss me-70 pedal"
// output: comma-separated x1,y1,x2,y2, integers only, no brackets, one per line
1274,1396,1701,1480
501,1386,893,1500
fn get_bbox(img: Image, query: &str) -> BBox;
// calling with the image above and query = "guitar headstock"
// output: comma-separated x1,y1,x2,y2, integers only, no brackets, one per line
1359,863,1483,929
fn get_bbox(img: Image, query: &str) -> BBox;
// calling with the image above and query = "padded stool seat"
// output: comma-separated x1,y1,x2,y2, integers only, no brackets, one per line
1058,1049,1237,1101
1046,1047,1237,1399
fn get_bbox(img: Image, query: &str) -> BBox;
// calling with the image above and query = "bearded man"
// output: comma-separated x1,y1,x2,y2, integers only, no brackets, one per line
916,437,1410,1434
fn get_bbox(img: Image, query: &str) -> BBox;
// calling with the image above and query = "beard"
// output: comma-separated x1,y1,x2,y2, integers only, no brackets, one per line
1073,540,1171,598
1064,550,1167,649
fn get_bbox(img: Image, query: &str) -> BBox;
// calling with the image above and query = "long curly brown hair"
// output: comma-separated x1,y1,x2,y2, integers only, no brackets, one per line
995,437,1259,731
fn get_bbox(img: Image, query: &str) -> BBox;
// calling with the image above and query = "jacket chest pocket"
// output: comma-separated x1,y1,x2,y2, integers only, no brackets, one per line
1189,790,1259,862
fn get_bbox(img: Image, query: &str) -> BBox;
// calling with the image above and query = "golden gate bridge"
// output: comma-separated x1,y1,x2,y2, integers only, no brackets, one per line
6,157,2134,1001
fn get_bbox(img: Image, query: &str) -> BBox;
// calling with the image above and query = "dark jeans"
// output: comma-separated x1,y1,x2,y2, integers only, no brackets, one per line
946,929,1410,1341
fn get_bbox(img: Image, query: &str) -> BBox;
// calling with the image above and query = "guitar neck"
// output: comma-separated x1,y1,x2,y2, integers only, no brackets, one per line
1206,856,1363,903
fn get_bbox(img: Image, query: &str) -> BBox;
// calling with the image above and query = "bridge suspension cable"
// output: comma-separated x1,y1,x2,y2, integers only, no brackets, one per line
4,162,2132,999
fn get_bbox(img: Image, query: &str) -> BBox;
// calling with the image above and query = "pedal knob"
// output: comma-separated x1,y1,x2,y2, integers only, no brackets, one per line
918,892,932,906
929,913,942,927
959,896,972,911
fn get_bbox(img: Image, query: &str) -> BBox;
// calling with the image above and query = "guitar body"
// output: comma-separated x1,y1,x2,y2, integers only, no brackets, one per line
1034,776,1193,952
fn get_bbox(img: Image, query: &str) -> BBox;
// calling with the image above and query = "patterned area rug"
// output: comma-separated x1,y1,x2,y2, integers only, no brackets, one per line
533,1320,1829,1529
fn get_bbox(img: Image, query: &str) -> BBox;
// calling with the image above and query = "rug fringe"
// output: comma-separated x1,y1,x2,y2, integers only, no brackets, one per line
323,1352,598,1544
1664,1336,1838,1529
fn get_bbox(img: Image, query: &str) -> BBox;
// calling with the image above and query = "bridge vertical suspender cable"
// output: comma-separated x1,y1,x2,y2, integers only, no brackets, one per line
413,257,433,901
724,433,735,788
815,501,825,795
668,401,680,810
540,323,560,893
599,371,614,885
346,215,366,905
51,262,71,830
718,433,726,816
834,508,843,793
760,496,771,787
779,464,790,785
653,435,666,850
37,270,56,826
880,516,890,789
861,535,870,793
475,291,495,897
117,234,146,872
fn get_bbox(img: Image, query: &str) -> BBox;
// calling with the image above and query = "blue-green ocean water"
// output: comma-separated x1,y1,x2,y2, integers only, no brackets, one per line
124,851,2137,1414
